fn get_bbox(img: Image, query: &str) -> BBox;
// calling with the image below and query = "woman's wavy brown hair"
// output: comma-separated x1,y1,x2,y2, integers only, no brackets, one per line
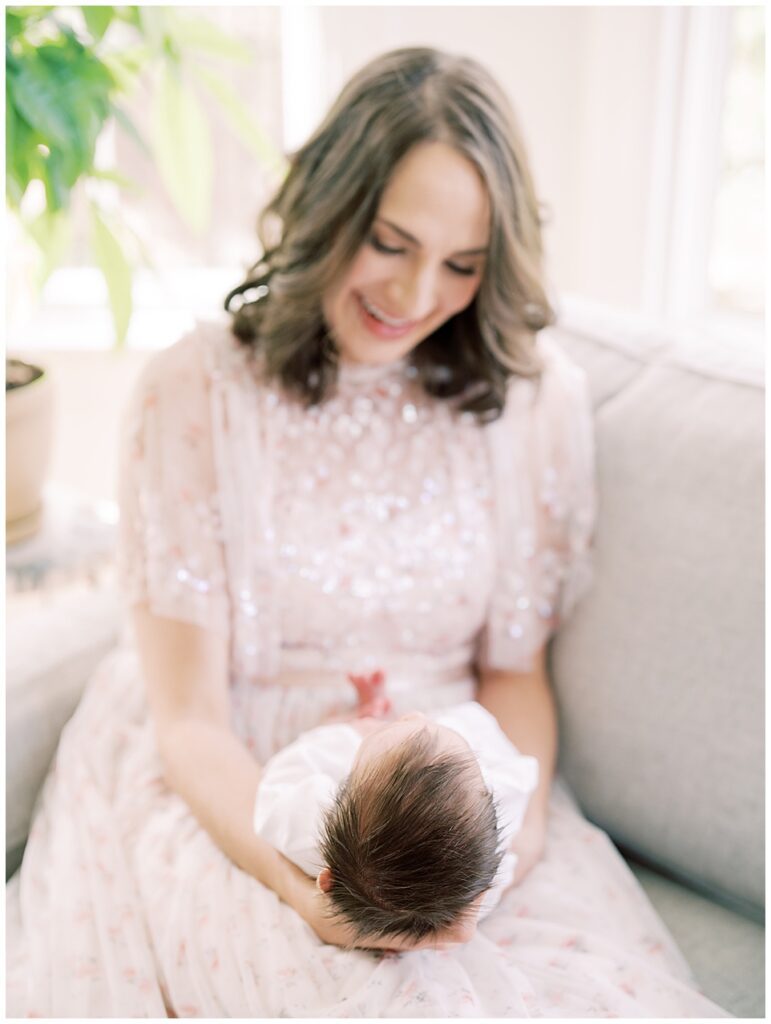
223,46,554,423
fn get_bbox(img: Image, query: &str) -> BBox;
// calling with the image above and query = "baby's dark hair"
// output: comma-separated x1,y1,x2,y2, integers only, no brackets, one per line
317,727,504,945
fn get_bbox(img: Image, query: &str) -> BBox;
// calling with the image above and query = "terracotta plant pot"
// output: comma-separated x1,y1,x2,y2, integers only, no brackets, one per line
6,358,55,543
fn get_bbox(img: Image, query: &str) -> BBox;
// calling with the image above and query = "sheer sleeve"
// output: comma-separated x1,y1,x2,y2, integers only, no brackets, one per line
116,328,230,634
477,334,597,674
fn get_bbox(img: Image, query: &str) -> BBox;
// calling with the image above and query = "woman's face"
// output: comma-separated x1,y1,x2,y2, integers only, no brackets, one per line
322,141,491,366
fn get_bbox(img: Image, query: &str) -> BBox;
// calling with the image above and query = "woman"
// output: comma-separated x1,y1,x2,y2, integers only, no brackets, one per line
6,47,725,1016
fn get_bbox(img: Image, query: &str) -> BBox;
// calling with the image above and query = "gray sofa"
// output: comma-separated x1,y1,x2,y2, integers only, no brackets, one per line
7,304,764,1016
550,299,764,1017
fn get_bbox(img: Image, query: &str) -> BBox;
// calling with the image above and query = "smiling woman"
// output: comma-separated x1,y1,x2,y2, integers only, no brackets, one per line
7,45,728,1018
225,47,551,422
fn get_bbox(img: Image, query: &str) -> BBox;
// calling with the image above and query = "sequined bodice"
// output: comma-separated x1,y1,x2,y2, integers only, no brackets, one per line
266,357,497,670
118,320,596,685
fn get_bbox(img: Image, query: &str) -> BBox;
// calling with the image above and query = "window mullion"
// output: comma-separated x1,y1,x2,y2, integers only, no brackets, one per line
666,6,732,324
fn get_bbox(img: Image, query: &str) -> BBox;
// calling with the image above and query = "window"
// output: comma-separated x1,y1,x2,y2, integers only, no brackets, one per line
707,6,764,319
652,5,764,343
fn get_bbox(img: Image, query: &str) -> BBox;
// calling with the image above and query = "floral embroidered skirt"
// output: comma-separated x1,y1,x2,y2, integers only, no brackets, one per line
6,644,727,1018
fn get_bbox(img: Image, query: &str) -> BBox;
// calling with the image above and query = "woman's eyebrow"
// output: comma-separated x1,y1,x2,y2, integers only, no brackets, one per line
375,217,488,257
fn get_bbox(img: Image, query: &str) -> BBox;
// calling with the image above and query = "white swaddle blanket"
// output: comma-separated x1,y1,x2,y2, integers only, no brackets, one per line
253,700,539,918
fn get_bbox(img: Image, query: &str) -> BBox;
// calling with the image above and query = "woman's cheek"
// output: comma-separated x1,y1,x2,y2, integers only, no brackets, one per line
348,248,388,286
450,277,481,315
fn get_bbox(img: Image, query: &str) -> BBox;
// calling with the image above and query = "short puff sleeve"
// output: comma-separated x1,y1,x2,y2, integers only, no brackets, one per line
116,330,230,634
477,334,597,673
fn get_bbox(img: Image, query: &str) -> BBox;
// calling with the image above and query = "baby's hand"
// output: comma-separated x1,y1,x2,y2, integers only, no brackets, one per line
347,670,392,718
318,669,392,726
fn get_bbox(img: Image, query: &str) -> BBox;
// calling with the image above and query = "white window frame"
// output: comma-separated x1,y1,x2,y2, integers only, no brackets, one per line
643,6,763,351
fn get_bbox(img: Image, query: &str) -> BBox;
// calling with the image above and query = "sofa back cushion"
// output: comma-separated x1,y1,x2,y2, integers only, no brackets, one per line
549,321,764,916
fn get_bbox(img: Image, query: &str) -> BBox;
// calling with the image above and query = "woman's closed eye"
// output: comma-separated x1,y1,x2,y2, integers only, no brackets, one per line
368,233,479,277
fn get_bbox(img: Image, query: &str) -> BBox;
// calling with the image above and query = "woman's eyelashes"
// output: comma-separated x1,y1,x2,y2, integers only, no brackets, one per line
368,234,479,277
369,234,403,256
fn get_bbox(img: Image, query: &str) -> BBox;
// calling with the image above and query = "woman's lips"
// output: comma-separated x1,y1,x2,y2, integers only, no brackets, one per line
355,292,416,340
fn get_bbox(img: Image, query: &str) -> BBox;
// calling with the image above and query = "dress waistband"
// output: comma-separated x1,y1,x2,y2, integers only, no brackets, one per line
252,659,475,692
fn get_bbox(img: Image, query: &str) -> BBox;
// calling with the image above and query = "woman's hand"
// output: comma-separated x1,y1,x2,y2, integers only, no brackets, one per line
508,805,547,885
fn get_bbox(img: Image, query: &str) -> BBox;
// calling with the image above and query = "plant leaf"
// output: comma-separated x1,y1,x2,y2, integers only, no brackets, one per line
6,7,55,40
111,103,152,159
10,53,75,150
89,202,133,347
43,148,71,211
165,10,253,64
101,45,153,93
117,215,160,274
112,7,141,31
10,38,115,184
88,167,143,194
150,60,212,235
81,5,114,44
136,7,169,56
5,84,27,208
25,209,73,292
190,63,286,176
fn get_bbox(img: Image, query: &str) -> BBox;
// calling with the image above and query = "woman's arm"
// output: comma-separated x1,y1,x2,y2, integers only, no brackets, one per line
475,644,556,882
132,604,478,950
132,604,296,899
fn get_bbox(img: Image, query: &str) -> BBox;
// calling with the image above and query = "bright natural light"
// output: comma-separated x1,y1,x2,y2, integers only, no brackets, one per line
707,6,764,318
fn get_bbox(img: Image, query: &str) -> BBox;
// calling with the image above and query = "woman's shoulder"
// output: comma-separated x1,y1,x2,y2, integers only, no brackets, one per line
135,316,256,395
146,315,246,373
535,328,590,394
498,328,591,426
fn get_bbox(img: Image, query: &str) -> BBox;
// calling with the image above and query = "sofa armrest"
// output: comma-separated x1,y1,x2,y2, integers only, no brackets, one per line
6,583,122,879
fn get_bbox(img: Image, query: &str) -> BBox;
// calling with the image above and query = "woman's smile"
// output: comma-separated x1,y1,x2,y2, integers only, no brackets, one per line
355,291,421,340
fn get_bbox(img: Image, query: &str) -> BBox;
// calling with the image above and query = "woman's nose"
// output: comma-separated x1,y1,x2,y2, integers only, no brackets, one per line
388,264,437,320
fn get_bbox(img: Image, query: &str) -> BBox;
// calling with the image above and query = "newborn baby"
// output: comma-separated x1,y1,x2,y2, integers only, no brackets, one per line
253,701,538,946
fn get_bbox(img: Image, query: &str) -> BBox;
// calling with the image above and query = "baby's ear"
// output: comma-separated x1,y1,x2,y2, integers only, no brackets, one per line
316,867,334,894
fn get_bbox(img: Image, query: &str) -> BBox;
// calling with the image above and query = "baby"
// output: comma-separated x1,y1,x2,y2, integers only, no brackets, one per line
253,700,539,947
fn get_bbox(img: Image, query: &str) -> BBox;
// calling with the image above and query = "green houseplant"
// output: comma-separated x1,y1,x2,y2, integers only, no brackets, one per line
6,5,285,540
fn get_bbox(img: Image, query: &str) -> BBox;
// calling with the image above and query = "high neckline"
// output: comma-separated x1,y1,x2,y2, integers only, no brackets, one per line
336,355,411,385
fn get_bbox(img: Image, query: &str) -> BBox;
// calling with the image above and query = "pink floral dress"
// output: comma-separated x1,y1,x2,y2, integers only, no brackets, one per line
6,320,726,1017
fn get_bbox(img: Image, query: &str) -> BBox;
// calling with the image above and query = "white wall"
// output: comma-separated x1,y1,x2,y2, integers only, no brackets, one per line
569,7,663,306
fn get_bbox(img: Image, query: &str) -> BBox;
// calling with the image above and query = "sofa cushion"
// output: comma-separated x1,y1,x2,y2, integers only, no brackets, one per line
630,861,765,1018
552,339,764,913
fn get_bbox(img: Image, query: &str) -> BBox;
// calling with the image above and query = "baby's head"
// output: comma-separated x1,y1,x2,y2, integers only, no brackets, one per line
317,712,504,946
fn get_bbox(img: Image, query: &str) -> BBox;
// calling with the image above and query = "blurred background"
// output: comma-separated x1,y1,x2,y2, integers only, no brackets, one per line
5,4,765,512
